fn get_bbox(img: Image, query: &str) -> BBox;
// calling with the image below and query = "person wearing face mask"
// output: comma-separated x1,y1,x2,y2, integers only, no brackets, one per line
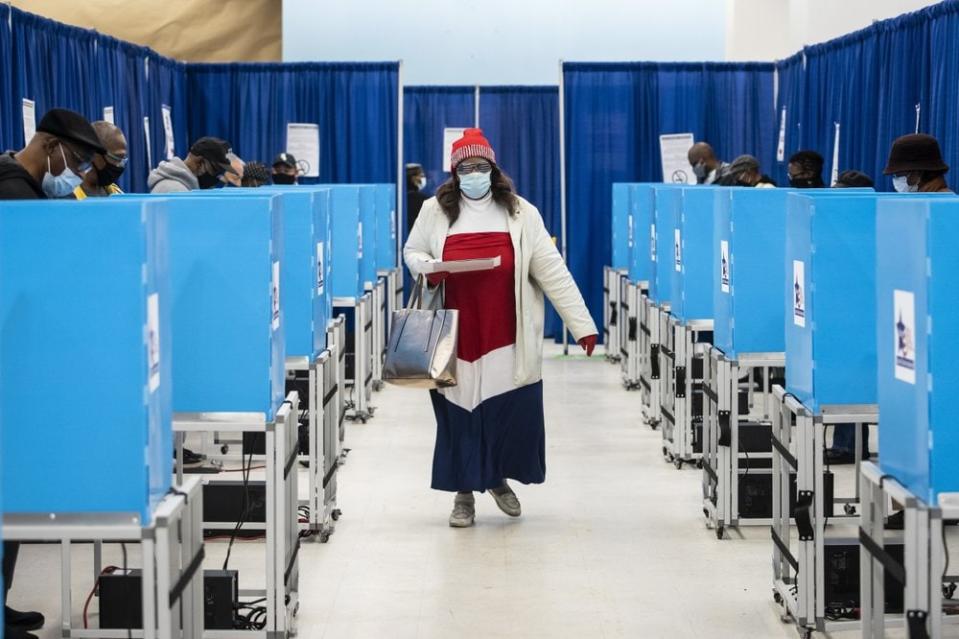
716,154,776,188
71,121,127,199
787,151,826,188
147,136,236,193
0,107,105,201
271,153,299,185
404,128,598,528
883,133,952,194
406,162,428,232
0,107,102,639
687,142,726,185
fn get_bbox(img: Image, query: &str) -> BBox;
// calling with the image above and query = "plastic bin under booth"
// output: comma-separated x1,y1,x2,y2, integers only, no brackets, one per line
327,184,375,422
876,196,959,506
0,199,172,521
165,193,300,635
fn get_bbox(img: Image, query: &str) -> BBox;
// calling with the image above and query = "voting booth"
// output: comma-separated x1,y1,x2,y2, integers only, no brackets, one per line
604,182,632,361
622,183,655,392
165,194,300,636
0,198,204,637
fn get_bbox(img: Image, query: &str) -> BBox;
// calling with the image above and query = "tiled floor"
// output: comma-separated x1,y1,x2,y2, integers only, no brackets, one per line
13,343,950,638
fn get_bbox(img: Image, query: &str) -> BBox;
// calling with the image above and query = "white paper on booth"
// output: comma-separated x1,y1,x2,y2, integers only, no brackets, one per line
443,127,467,173
674,229,682,272
272,261,281,331
103,106,115,125
316,242,325,295
161,104,175,160
720,240,730,293
894,289,916,384
286,123,320,177
147,293,161,393
22,98,36,144
650,224,657,262
659,133,695,184
420,256,501,274
792,260,806,327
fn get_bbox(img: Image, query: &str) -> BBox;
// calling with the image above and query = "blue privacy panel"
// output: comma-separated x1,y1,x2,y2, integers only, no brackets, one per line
312,189,333,352
0,199,172,521
651,186,681,304
671,187,717,322
327,185,363,298
628,184,655,284
713,188,789,358
359,185,378,287
375,183,397,271
167,195,285,418
277,190,323,359
785,193,879,411
877,197,959,505
611,183,631,270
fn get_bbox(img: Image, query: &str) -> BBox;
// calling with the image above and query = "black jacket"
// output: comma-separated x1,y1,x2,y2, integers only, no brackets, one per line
407,188,427,232
0,151,45,199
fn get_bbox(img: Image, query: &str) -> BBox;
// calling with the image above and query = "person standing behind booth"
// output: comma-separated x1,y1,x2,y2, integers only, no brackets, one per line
72,121,127,199
406,162,428,231
404,128,597,528
0,107,102,639
884,133,953,193
787,150,826,188
687,142,727,185
716,155,776,187
147,136,236,193
272,152,299,185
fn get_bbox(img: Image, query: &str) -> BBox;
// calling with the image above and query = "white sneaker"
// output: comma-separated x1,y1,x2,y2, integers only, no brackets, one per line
449,492,475,528
488,481,521,517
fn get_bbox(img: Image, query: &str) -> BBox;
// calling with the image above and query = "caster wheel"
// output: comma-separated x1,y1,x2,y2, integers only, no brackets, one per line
220,444,230,455
674,459,683,470
773,591,782,605
696,459,704,469
331,509,342,521
319,533,330,543
716,524,725,540
703,508,710,520
844,503,856,516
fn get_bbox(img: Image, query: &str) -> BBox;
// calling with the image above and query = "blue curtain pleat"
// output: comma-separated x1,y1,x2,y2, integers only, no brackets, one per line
774,53,805,185
563,62,775,333
479,86,563,339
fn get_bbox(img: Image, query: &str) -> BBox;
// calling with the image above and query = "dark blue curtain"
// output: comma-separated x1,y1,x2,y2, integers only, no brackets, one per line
563,62,775,332
774,53,805,185
926,1,959,178
479,86,562,338
186,62,398,184
403,86,475,205
0,4,14,152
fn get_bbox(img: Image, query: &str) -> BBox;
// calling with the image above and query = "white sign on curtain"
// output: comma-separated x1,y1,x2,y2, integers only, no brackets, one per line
443,127,468,173
776,107,787,162
161,105,175,160
286,123,320,177
143,116,152,170
103,106,115,125
659,133,695,184
830,122,841,186
22,98,36,144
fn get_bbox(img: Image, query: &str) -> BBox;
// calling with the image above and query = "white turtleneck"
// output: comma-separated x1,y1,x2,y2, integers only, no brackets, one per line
448,191,509,236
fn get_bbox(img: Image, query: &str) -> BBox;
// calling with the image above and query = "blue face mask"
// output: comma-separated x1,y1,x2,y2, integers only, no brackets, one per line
42,144,84,198
459,172,491,199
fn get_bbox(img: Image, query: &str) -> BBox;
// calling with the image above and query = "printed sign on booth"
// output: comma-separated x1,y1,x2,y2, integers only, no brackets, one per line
272,261,281,331
674,229,682,272
894,289,916,384
316,242,325,295
650,224,657,262
720,240,730,293
793,260,806,327
147,293,161,392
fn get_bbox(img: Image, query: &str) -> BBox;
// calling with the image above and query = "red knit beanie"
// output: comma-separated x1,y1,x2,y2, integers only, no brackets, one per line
450,128,496,172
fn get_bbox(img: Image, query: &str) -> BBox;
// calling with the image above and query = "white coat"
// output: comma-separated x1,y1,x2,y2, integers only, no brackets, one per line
404,194,597,386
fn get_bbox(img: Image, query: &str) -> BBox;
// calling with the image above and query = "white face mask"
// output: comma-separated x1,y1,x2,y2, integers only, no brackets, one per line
893,175,918,193
416,176,427,190
42,144,84,198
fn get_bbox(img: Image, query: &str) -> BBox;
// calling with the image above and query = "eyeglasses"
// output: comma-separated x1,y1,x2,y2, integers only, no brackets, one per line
62,142,92,174
456,161,492,176
104,151,128,168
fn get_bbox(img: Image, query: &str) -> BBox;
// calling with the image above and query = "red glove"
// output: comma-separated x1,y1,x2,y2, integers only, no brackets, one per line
426,272,448,287
579,334,597,357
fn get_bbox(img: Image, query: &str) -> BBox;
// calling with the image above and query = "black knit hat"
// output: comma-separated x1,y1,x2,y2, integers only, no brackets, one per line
37,108,106,155
884,134,949,175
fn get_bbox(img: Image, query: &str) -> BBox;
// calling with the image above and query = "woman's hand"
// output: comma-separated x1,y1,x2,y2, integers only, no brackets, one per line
579,334,597,357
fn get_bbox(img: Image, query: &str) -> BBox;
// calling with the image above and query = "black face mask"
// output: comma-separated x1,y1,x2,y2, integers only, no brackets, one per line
96,161,125,188
788,175,823,189
197,172,221,189
272,173,296,185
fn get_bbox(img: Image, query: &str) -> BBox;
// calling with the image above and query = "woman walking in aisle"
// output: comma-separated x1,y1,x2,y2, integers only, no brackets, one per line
404,128,597,528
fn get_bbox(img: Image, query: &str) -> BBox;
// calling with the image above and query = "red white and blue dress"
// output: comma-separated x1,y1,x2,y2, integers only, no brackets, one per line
429,193,546,492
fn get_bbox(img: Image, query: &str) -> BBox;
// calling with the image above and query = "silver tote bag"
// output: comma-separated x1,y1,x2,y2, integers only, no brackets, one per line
383,275,459,389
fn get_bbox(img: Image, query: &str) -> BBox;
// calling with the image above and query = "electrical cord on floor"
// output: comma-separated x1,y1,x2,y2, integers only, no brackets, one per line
824,603,859,621
222,447,255,571
235,597,268,630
